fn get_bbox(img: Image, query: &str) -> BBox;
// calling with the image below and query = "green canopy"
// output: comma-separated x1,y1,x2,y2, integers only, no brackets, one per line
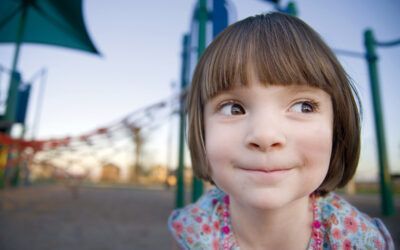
0,0,100,126
0,0,100,55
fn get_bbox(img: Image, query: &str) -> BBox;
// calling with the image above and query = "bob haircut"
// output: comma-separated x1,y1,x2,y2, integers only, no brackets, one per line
187,12,361,194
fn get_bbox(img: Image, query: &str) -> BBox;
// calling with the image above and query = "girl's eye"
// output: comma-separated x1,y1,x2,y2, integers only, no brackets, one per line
290,101,317,113
219,102,246,116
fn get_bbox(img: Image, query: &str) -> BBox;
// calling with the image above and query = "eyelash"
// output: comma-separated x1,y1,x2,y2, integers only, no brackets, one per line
292,100,320,113
215,99,320,115
217,100,245,115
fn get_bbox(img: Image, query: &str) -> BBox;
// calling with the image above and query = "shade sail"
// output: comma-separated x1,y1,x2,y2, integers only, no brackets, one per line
0,0,100,55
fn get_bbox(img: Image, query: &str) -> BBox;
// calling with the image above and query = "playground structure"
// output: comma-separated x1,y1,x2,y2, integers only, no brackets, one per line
0,89,181,185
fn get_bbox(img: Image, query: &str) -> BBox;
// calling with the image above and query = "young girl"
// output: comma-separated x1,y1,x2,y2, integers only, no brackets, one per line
168,12,394,250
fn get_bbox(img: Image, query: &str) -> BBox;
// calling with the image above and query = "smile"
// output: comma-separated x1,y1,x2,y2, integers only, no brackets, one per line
236,167,293,182
238,167,293,173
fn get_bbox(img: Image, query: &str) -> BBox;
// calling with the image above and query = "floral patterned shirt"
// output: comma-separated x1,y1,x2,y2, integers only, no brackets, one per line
168,188,394,250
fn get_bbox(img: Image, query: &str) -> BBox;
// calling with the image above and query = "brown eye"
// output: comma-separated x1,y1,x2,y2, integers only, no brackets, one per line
220,102,246,116
291,101,317,113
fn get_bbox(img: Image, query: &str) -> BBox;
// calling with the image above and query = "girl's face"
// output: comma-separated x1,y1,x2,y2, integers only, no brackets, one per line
204,74,333,210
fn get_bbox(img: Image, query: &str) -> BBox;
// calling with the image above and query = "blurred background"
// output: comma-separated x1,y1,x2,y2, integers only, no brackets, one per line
0,0,399,249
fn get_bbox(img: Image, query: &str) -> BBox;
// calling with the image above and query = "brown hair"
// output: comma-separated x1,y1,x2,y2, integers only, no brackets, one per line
187,12,361,194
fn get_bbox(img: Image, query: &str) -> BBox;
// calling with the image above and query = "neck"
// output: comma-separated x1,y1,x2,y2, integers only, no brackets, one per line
230,196,313,250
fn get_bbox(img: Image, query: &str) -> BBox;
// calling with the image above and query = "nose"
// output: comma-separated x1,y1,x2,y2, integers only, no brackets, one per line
244,113,287,152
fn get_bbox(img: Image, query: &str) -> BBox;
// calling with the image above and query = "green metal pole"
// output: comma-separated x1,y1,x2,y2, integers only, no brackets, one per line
0,4,28,189
10,163,20,187
4,4,28,125
176,104,186,208
191,0,207,203
0,70,21,189
176,34,190,208
364,29,395,216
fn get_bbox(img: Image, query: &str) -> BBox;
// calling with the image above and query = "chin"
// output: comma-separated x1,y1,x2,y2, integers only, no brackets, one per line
233,187,310,212
246,195,290,210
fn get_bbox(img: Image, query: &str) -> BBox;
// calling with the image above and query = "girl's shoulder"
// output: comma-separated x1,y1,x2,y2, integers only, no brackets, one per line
317,192,394,249
168,188,228,250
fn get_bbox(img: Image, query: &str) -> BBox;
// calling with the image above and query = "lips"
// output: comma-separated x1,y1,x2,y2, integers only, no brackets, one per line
236,166,293,182
237,167,293,173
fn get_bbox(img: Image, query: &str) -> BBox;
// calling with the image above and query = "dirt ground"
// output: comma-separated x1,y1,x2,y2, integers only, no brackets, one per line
0,184,399,249
0,184,175,250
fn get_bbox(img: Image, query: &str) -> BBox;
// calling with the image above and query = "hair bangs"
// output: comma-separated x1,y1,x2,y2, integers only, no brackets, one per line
198,13,339,105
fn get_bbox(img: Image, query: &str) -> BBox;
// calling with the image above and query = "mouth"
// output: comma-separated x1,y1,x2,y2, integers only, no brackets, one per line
236,166,293,182
237,167,292,173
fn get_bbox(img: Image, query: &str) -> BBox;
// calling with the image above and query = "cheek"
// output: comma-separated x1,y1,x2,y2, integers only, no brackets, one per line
205,125,230,165
204,121,241,171
297,123,333,170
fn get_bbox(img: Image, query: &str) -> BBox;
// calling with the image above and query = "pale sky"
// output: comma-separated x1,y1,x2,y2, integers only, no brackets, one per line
0,0,399,180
